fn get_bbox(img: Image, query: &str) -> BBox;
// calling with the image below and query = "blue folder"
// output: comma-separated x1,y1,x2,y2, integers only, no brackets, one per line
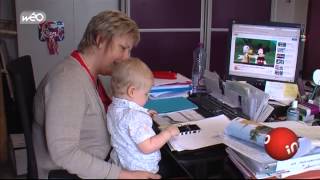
144,97,198,115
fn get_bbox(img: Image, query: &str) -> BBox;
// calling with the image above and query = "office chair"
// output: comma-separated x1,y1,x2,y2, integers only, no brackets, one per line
7,55,79,179
6,55,38,178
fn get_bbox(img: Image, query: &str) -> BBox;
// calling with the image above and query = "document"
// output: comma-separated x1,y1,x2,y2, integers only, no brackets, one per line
167,114,230,151
264,81,298,105
153,110,204,129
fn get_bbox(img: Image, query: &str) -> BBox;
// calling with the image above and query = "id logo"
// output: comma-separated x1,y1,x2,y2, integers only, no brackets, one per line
20,10,46,24
264,127,299,161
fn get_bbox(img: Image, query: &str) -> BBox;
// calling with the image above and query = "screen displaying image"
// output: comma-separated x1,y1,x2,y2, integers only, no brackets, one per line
228,23,301,83
233,38,276,67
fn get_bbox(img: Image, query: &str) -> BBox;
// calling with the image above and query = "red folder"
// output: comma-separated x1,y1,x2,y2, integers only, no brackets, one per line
153,71,177,79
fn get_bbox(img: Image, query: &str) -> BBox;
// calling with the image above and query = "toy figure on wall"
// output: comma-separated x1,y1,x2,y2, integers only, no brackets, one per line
38,20,64,55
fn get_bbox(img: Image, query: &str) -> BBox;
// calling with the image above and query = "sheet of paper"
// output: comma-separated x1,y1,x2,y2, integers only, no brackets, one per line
168,114,230,151
172,110,204,121
276,152,320,173
223,134,275,164
264,81,298,105
154,110,203,129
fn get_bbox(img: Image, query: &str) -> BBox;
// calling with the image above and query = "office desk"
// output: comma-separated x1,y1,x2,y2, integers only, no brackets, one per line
158,94,320,178
162,143,237,178
156,94,246,178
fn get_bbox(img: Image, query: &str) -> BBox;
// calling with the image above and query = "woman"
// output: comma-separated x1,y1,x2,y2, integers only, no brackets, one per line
33,10,160,179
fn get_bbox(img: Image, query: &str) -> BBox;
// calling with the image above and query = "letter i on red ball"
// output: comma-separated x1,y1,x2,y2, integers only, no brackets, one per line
264,127,299,161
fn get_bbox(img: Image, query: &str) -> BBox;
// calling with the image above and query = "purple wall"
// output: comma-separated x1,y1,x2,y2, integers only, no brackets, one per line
210,0,272,78
131,0,202,78
303,0,320,79
132,32,200,78
131,0,201,28
130,0,272,78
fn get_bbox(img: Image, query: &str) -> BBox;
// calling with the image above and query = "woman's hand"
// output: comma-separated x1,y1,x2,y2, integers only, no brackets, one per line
118,170,161,179
148,109,158,119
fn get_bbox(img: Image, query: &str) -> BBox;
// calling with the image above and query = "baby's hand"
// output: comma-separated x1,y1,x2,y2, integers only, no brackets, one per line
166,125,180,137
148,109,158,118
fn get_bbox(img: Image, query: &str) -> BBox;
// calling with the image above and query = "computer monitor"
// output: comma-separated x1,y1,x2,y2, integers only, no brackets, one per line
227,21,302,89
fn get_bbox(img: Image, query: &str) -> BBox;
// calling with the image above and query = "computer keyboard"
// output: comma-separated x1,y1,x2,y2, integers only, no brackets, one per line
188,94,249,120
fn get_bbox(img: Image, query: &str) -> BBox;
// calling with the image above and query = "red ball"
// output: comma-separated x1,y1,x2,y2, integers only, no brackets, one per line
264,127,299,161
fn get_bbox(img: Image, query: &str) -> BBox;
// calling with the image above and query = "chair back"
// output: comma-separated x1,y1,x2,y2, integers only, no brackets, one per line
7,55,38,178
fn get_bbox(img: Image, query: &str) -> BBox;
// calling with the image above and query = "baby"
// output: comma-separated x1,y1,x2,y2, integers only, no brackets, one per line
107,57,180,174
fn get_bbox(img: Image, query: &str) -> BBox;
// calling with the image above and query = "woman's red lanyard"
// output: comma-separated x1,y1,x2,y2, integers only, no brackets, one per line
71,50,111,112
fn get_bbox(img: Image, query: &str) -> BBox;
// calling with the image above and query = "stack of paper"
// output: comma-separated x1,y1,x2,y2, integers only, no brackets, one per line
224,81,273,122
223,118,320,178
264,81,299,106
150,73,192,99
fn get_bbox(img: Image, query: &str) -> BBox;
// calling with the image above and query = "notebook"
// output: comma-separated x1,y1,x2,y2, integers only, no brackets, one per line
144,97,198,115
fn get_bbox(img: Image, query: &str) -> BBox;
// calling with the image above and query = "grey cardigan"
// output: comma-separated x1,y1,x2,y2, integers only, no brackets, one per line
33,56,121,179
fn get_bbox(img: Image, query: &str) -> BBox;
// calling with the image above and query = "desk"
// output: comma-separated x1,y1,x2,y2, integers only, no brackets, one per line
161,144,231,178
156,94,244,178
158,94,320,178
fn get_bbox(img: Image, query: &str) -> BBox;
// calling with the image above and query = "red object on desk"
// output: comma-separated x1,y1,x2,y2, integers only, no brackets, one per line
153,71,177,79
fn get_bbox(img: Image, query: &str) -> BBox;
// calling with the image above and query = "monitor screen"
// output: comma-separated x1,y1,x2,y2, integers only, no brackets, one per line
227,22,302,83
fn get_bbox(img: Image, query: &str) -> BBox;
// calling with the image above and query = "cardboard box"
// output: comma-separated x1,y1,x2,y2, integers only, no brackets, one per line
9,133,27,176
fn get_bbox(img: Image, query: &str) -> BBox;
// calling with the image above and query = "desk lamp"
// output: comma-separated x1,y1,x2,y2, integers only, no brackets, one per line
309,69,320,100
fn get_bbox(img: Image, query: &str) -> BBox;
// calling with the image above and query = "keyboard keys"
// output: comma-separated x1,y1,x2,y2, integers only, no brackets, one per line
188,95,248,119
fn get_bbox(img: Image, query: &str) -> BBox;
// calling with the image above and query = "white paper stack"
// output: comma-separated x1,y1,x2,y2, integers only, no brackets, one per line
224,81,273,122
223,118,320,178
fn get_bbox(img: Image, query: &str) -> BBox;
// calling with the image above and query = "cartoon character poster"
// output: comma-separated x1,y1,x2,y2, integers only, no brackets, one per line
38,20,64,55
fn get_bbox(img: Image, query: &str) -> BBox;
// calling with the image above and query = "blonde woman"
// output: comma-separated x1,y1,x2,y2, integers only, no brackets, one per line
33,10,160,179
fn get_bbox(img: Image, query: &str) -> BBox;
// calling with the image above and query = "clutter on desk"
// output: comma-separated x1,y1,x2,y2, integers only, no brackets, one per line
298,101,320,117
224,118,272,147
153,109,204,130
264,81,299,106
286,100,300,121
167,114,230,151
203,71,273,122
224,81,273,122
223,117,320,178
150,73,192,99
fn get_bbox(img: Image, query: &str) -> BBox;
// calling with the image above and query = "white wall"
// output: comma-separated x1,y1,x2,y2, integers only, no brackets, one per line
271,0,309,31
15,0,119,86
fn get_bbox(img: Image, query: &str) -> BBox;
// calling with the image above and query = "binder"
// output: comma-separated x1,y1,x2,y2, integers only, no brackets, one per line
144,97,198,115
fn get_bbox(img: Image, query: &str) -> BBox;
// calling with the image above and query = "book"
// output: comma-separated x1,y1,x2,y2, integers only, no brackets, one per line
224,117,272,147
153,73,191,86
150,84,191,93
144,97,198,115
